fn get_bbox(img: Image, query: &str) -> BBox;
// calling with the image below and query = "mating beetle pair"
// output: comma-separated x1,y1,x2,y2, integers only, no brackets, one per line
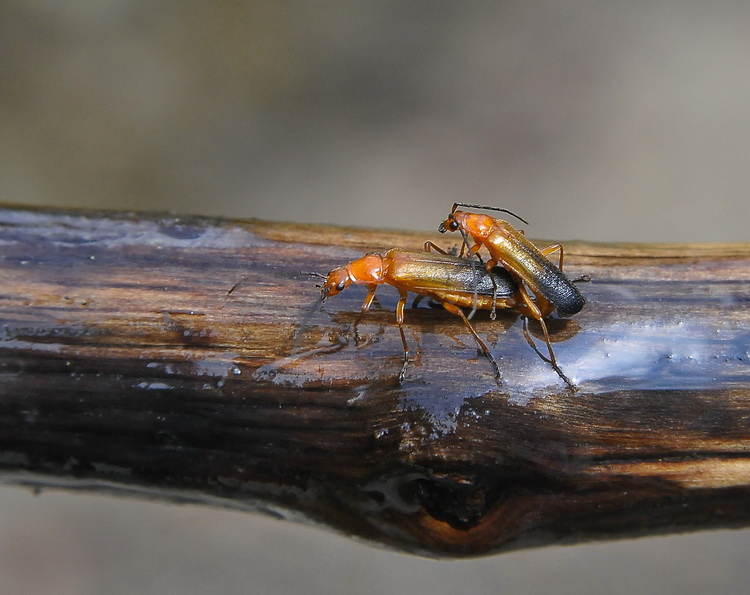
319,203,586,386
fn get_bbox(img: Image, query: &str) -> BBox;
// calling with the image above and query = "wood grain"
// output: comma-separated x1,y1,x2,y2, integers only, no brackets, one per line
0,204,749,558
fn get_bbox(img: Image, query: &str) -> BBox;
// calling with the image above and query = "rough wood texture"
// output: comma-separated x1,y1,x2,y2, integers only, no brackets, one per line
1,204,749,558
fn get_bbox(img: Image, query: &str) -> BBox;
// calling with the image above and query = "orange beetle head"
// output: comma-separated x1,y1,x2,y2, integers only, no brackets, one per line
321,266,352,298
438,211,494,240
320,253,384,299
438,212,461,234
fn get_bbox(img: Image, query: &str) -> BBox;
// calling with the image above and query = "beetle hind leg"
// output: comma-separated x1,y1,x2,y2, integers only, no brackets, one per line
441,301,502,385
395,289,411,384
520,316,575,390
514,284,576,389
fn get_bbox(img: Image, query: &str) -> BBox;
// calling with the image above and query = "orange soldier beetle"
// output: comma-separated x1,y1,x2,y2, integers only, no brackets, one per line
319,245,519,384
439,202,585,375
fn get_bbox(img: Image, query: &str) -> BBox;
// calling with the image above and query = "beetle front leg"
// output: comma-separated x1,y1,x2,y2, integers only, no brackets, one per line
353,285,378,344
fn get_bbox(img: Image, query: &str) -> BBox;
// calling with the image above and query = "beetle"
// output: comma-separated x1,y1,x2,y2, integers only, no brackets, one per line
320,245,519,383
438,202,585,375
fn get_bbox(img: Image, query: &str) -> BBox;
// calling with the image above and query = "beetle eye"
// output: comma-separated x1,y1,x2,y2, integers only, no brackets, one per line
336,281,346,292
449,220,459,231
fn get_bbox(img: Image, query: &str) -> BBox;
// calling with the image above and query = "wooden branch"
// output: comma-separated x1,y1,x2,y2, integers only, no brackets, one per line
1,204,749,558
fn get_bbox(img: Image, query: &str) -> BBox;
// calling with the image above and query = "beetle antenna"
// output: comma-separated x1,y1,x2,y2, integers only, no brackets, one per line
452,202,529,226
301,271,330,291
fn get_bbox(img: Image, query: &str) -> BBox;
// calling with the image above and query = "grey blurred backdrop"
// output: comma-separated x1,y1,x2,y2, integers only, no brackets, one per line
1,2,749,594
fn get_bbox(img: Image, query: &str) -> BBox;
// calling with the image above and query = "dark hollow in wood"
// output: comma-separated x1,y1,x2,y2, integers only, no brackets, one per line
1,205,749,558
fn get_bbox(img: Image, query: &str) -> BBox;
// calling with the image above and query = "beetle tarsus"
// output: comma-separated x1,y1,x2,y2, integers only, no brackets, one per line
398,351,409,384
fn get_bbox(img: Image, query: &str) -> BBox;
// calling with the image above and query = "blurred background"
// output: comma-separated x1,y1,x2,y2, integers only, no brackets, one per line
1,1,749,593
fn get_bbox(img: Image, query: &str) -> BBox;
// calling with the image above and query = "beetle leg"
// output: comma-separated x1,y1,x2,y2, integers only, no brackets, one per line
515,283,556,364
481,258,502,320
353,285,378,344
441,301,502,385
540,243,564,270
458,234,483,259
515,284,574,388
395,289,410,383
423,240,447,254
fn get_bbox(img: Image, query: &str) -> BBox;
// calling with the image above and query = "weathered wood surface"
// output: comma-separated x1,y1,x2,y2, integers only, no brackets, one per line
0,204,749,558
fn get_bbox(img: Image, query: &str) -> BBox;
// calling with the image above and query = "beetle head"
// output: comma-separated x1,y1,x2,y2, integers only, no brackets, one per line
438,213,460,234
321,267,352,299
